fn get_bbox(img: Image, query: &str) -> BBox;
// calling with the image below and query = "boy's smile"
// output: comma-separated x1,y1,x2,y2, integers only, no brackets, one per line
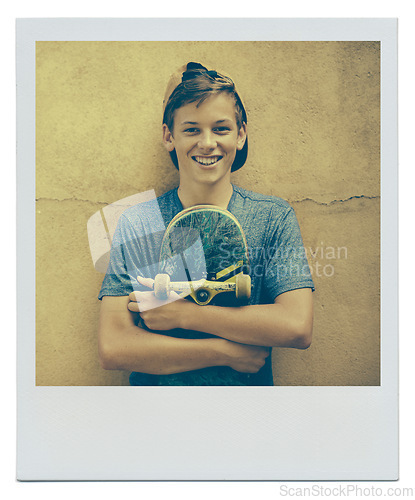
162,93,247,190
192,155,223,167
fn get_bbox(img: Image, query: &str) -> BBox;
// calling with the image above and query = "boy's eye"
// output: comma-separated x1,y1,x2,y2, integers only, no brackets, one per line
182,126,231,135
213,127,231,134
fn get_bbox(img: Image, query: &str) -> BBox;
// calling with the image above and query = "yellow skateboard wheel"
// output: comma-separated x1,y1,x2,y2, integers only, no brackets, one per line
235,273,251,301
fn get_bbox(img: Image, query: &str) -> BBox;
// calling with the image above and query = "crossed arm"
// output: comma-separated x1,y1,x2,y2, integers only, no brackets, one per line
98,278,313,376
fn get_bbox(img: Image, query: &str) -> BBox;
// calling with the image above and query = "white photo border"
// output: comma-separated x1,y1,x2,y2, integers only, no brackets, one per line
17,18,398,481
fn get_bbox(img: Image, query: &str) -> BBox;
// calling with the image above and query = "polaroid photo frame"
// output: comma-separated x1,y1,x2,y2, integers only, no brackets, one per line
17,18,398,480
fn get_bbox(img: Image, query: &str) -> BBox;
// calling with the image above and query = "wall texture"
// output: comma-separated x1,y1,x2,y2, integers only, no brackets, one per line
36,41,380,386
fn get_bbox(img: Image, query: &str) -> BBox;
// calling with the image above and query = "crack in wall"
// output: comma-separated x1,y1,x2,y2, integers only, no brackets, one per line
36,197,109,206
290,195,380,206
36,194,380,206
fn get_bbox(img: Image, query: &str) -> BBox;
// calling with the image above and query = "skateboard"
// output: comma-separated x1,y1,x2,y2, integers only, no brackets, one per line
154,205,251,306
133,205,255,385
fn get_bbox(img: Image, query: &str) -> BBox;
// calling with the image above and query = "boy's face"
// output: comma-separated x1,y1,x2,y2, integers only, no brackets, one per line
163,93,247,189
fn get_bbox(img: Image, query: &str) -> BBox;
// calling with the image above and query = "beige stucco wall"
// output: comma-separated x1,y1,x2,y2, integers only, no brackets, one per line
36,41,380,386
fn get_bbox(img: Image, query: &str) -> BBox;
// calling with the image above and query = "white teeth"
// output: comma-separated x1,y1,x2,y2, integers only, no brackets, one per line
194,156,221,165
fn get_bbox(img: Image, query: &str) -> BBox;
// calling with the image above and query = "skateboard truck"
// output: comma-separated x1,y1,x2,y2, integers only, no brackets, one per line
154,264,251,306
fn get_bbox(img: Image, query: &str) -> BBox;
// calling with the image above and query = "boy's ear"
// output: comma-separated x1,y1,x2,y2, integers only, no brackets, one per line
162,124,175,152
237,122,247,151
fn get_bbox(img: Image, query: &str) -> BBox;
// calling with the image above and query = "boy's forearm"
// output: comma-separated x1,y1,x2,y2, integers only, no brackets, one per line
99,323,229,375
181,301,312,349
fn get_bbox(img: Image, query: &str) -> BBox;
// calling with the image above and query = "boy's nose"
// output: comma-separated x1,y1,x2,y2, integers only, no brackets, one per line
198,132,217,150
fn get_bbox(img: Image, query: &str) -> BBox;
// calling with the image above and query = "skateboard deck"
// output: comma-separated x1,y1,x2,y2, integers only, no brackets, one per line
155,205,251,306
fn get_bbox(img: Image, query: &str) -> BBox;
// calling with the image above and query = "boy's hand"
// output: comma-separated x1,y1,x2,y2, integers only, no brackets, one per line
128,276,194,331
221,340,271,373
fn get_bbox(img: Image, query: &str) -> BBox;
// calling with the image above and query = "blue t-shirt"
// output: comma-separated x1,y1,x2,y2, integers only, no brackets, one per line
99,185,315,385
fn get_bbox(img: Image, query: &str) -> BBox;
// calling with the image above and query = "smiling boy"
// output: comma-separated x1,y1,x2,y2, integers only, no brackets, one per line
162,92,246,208
97,62,315,385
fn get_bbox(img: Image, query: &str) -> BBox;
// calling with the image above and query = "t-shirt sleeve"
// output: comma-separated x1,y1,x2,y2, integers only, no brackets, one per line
264,206,315,300
98,213,156,300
